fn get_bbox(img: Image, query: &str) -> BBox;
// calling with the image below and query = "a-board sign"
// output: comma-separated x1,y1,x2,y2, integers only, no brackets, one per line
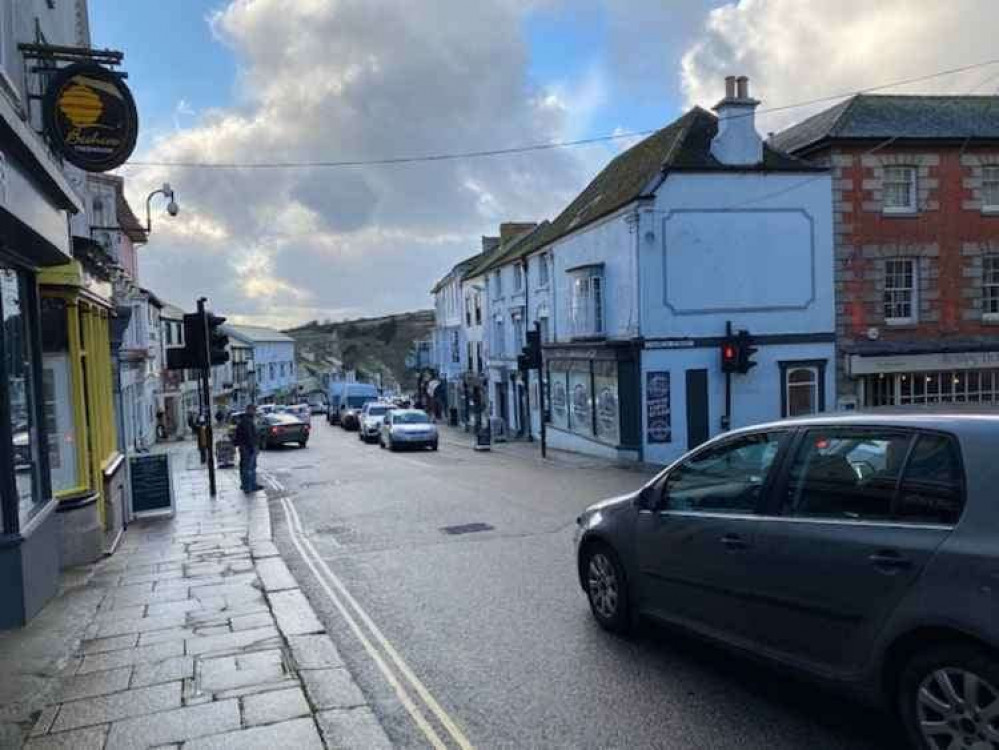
129,453,174,516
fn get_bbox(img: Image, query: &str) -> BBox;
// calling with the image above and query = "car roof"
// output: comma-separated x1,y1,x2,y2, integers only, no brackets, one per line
390,409,429,417
728,407,999,440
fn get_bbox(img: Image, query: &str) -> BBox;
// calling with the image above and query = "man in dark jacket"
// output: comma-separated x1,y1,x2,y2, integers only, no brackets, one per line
233,404,261,493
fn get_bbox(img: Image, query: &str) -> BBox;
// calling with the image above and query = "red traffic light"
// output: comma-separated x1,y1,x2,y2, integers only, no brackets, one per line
723,345,737,362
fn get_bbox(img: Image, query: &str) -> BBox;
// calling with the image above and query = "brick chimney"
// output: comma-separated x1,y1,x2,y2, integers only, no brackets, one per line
481,236,500,254
499,222,537,245
710,75,763,166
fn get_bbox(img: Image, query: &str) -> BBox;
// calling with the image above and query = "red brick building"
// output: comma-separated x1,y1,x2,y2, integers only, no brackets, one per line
773,95,999,407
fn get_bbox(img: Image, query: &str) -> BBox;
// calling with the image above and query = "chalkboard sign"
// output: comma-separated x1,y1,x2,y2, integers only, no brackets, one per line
130,454,174,516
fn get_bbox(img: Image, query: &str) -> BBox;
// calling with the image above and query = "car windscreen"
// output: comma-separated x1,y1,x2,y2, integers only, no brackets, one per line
394,412,430,424
366,406,388,416
347,395,375,407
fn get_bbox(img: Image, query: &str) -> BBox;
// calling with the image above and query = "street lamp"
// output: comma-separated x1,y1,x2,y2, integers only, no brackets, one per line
145,183,179,233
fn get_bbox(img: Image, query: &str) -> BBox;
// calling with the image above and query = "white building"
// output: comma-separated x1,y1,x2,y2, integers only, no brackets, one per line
522,76,835,464
117,287,163,451
430,253,478,421
225,325,297,404
458,237,498,427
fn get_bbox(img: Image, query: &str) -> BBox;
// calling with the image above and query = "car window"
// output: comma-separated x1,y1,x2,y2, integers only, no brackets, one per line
367,406,388,416
395,412,430,424
665,432,784,514
784,429,911,521
896,434,964,525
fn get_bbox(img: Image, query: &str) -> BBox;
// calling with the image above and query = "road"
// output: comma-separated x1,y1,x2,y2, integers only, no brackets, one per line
259,418,903,750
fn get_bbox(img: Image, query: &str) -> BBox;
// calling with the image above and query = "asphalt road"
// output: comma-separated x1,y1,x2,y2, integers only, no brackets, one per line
261,419,905,750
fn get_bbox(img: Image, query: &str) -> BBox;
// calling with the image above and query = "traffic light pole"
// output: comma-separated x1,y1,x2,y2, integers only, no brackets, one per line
197,298,217,497
723,320,732,432
536,321,546,459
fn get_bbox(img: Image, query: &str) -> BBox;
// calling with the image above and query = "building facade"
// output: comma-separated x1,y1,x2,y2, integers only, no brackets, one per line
225,325,296,404
773,94,999,408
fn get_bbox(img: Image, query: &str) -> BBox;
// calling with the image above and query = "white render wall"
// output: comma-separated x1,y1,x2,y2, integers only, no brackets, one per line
548,206,639,342
252,340,296,400
642,172,834,338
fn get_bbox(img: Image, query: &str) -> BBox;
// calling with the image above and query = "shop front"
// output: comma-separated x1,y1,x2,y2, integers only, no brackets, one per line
39,260,126,566
0,120,82,628
849,343,999,408
544,342,641,461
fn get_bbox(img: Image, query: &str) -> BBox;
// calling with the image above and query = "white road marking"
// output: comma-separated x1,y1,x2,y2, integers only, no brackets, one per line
276,494,450,750
283,496,475,750
267,466,474,750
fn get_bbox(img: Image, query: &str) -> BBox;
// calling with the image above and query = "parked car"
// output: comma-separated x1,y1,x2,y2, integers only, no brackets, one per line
575,411,998,750
282,403,312,422
309,399,328,415
358,402,393,443
380,409,438,451
258,412,310,449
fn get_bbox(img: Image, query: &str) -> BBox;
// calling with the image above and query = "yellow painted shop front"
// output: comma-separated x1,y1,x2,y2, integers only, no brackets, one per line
39,260,127,565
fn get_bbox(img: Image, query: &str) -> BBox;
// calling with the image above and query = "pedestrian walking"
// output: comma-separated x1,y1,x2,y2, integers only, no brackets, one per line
196,414,209,464
233,404,261,493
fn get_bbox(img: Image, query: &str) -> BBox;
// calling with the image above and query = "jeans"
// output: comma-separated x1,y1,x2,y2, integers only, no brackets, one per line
239,447,258,491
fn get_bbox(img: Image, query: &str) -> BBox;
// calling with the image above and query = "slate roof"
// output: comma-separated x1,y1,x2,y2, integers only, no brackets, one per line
430,252,482,294
771,94,999,155
540,106,817,249
159,302,187,320
473,221,555,275
463,223,545,279
225,324,295,344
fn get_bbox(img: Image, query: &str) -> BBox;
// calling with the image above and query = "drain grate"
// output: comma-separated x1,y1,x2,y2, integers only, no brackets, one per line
441,522,494,535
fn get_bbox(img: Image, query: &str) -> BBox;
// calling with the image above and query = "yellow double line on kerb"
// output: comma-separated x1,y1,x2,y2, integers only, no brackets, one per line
270,477,474,750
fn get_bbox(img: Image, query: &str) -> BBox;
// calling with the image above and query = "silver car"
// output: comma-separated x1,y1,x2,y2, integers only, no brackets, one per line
575,412,999,750
358,402,393,443
379,409,438,451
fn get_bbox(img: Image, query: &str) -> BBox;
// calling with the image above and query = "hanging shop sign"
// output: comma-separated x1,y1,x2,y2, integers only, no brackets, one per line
43,63,138,172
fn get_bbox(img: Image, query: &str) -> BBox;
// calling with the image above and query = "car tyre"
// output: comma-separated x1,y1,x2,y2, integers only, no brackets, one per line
388,437,397,452
898,643,999,750
299,441,307,448
581,542,631,635
430,441,438,451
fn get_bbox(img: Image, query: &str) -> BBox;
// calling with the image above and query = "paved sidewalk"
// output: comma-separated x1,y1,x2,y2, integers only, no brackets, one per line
0,445,391,750
437,423,659,473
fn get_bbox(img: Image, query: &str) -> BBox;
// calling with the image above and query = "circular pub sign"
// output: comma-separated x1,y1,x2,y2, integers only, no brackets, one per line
43,63,138,172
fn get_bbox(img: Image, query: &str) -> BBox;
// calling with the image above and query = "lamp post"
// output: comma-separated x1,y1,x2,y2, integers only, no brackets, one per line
145,183,179,233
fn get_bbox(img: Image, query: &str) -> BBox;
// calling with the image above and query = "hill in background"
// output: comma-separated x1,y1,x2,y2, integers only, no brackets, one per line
284,310,434,392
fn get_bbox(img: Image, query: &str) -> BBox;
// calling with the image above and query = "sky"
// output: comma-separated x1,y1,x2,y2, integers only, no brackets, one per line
89,0,999,328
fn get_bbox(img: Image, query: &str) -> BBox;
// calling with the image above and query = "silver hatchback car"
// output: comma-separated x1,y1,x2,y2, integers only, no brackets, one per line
575,412,999,750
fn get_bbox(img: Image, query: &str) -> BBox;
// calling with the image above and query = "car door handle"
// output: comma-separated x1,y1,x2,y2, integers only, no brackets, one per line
869,550,913,572
720,534,748,551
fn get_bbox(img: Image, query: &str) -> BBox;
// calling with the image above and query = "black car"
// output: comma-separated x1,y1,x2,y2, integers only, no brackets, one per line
258,413,310,449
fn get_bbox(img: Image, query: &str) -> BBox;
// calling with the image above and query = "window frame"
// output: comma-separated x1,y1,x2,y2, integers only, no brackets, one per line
883,257,918,325
513,263,523,293
778,359,826,418
768,426,966,527
983,255,999,321
538,253,550,287
982,165,999,213
882,165,918,214
567,265,605,338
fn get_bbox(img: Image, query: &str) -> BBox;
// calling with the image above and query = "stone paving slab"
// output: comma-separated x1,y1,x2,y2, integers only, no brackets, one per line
6,445,392,749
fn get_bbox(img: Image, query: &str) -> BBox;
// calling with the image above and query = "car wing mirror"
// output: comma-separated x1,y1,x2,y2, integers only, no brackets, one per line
636,485,661,511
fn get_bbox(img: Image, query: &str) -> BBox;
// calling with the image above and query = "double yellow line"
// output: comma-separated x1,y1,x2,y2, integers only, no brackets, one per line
271,479,474,750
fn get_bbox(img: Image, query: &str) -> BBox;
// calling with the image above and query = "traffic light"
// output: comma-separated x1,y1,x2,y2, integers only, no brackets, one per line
183,312,207,368
207,313,229,366
720,330,758,374
522,327,542,369
720,337,739,373
735,329,758,374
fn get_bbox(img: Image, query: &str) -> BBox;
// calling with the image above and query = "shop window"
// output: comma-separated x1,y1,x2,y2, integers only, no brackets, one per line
549,365,569,431
883,166,917,214
982,166,999,213
884,258,916,325
983,255,999,320
568,266,604,337
593,360,620,445
569,365,592,436
2,267,43,528
40,298,78,494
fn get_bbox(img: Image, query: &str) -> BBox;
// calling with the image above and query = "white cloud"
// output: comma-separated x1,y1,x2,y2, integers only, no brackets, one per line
126,0,591,326
680,0,999,134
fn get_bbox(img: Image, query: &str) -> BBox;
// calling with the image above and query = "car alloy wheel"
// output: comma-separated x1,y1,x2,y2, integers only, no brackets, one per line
587,551,619,622
914,667,999,748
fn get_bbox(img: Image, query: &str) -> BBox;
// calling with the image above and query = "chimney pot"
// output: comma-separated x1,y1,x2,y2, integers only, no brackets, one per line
724,75,736,99
736,76,749,99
